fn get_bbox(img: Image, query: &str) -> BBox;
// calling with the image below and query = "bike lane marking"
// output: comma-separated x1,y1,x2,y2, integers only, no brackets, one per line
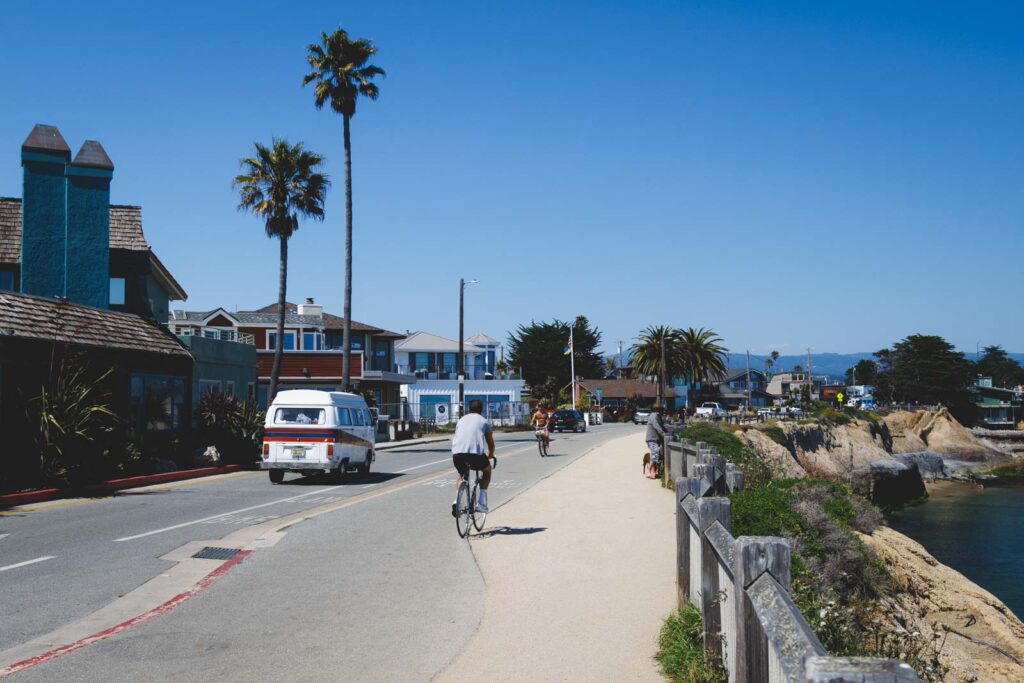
0,556,56,573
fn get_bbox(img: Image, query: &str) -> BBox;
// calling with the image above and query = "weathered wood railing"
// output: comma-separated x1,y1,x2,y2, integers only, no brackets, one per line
669,439,919,682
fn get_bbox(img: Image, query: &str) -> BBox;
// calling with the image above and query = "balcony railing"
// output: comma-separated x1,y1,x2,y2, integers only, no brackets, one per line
394,364,521,380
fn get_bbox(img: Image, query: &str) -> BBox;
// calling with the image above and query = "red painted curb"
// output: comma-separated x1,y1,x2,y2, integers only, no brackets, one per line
0,550,251,676
0,465,246,508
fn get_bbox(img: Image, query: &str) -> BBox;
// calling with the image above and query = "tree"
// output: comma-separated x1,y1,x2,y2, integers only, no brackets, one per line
234,139,329,402
874,334,974,417
678,327,728,408
604,356,617,378
765,349,780,378
507,316,603,405
631,325,686,406
976,345,1024,388
844,359,878,386
304,29,385,390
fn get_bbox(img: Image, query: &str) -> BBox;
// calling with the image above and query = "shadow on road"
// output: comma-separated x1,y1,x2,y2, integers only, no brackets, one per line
278,472,404,486
473,526,547,538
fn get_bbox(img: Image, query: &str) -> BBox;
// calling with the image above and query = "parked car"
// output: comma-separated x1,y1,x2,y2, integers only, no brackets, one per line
261,390,375,484
695,402,727,419
633,408,652,424
551,409,587,432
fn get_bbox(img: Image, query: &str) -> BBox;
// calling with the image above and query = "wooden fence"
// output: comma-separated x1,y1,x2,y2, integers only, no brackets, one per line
666,439,919,682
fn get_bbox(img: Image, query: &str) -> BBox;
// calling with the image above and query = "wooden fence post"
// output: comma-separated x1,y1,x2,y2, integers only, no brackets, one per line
676,477,704,608
734,537,791,683
697,497,731,656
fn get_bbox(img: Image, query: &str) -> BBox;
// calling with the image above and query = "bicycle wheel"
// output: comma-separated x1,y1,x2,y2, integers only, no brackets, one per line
537,435,546,457
472,477,487,532
455,481,472,538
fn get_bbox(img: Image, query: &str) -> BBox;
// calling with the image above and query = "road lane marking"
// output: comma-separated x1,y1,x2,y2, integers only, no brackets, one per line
113,486,348,542
0,533,9,541
395,458,451,474
0,556,55,572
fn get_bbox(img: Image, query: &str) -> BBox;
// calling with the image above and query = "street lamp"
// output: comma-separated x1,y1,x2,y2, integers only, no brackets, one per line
458,278,479,411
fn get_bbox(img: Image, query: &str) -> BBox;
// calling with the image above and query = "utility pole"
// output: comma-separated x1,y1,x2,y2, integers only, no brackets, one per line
659,336,667,407
807,347,813,402
458,278,479,411
746,349,752,410
616,340,623,379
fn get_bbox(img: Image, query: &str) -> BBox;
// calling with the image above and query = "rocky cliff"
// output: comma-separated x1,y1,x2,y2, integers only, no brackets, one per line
861,526,1024,683
733,409,1009,481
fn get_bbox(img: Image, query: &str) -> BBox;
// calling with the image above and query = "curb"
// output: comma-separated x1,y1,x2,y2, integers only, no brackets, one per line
0,465,245,509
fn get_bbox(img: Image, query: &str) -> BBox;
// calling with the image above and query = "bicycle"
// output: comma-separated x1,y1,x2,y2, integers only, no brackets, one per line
535,429,549,457
455,456,496,538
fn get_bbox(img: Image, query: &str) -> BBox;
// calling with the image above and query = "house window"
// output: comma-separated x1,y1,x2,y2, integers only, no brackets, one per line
267,332,296,350
199,379,221,396
131,373,186,433
110,277,126,305
302,332,323,350
0,270,13,291
226,381,235,396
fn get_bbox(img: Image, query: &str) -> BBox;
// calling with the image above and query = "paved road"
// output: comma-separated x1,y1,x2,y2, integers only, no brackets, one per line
0,423,636,680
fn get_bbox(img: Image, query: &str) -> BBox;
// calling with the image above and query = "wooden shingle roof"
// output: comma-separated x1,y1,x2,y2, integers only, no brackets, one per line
0,290,190,356
0,198,150,265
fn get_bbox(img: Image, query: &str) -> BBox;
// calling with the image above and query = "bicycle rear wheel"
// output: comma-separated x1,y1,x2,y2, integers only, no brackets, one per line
471,478,487,532
455,481,472,538
537,435,546,457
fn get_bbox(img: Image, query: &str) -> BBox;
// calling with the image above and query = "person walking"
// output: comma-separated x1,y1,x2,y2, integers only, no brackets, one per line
645,405,667,477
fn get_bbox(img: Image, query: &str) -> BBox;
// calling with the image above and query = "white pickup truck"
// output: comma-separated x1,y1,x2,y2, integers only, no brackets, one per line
695,402,727,419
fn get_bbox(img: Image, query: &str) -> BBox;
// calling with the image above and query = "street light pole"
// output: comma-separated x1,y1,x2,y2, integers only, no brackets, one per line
458,278,478,411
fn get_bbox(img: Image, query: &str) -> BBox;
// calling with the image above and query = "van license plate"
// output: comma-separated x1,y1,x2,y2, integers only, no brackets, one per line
291,447,305,459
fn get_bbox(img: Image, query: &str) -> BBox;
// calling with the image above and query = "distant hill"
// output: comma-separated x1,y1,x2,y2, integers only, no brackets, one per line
729,351,1024,382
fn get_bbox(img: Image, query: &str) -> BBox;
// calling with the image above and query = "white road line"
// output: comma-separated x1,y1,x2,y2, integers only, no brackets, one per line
0,556,55,572
113,486,346,542
0,533,9,542
395,458,451,474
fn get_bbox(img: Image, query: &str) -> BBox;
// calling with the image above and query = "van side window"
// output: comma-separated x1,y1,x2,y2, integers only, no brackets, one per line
275,408,325,425
352,409,365,426
337,408,352,426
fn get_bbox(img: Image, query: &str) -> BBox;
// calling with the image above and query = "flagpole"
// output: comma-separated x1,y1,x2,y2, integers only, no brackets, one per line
570,328,576,411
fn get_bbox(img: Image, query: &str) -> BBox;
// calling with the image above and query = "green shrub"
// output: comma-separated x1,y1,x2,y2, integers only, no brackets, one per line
761,424,789,449
656,604,727,683
680,423,773,489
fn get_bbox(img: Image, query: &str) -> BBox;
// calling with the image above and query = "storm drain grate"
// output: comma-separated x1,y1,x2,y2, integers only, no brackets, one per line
192,546,241,561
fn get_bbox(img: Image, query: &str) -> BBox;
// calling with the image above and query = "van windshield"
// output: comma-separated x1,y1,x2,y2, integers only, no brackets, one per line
275,408,326,425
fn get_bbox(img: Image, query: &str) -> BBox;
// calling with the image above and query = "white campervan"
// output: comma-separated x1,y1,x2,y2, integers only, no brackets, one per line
261,390,375,484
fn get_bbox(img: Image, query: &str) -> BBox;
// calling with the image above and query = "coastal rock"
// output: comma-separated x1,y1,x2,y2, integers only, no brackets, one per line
887,408,1008,461
860,526,1024,683
852,460,926,506
732,428,806,477
893,452,946,478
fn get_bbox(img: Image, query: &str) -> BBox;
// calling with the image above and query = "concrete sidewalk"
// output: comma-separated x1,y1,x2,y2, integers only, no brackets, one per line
436,431,674,682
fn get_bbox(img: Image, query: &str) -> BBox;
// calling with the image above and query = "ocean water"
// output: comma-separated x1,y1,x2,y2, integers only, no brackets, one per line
886,482,1024,618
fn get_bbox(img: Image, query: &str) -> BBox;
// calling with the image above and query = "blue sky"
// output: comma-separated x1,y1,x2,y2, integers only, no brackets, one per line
2,1,1022,356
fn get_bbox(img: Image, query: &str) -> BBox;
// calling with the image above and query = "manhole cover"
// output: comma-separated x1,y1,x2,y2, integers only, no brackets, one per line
192,546,241,561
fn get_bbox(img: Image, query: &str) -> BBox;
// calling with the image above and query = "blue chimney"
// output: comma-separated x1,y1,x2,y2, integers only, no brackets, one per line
20,124,70,299
66,140,113,308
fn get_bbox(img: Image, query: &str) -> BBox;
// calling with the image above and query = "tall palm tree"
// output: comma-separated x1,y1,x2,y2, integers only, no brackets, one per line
631,326,686,406
679,327,728,408
234,139,329,402
304,29,385,391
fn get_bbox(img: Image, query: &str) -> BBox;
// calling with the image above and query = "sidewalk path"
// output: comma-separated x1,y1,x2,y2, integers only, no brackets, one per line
436,431,673,682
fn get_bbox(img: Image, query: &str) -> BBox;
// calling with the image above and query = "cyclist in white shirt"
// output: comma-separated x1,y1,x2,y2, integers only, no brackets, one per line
451,399,496,516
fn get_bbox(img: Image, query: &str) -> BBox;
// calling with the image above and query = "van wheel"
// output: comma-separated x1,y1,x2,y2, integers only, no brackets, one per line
357,450,372,475
332,465,346,485
269,470,284,484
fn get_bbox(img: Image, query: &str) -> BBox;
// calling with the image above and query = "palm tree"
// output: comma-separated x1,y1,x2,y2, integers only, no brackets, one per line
631,326,686,406
678,327,728,408
304,29,385,391
234,139,329,402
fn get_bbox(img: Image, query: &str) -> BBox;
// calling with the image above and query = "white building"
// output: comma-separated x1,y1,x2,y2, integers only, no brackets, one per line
395,331,526,424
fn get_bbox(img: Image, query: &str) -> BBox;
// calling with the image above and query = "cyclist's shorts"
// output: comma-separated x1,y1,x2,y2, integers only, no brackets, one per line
453,452,490,478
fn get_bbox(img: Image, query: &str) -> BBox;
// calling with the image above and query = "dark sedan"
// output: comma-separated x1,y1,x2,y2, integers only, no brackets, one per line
550,409,587,432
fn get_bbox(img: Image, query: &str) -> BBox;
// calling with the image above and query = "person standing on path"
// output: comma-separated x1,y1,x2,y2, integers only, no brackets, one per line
451,399,496,515
645,405,667,470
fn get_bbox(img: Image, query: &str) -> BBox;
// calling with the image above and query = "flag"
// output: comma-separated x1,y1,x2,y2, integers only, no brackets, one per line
563,331,573,356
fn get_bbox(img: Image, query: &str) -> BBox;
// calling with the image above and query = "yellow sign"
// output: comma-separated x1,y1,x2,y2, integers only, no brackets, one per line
837,392,845,402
